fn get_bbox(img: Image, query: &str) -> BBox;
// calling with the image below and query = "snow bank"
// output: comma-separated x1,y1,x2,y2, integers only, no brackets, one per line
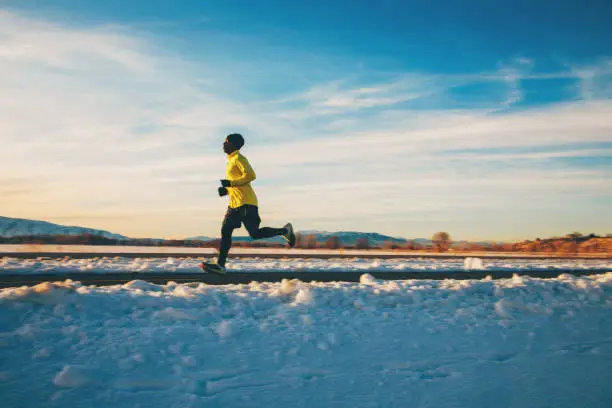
464,257,485,270
0,256,610,275
1,273,611,407
54,365,92,388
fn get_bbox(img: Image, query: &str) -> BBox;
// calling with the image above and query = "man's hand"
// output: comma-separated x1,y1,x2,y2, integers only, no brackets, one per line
220,179,231,188
218,187,228,197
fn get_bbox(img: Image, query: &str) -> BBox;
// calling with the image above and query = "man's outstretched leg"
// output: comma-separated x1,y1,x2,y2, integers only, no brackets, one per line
242,205,296,247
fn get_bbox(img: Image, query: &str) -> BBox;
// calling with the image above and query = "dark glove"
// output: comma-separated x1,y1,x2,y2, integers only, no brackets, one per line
218,187,228,197
220,179,231,188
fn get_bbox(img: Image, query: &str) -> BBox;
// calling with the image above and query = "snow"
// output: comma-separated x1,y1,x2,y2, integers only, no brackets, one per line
0,255,611,275
1,273,611,407
464,256,485,270
54,365,92,388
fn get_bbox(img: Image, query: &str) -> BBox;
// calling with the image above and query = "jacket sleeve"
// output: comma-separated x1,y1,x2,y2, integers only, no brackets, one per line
230,156,256,187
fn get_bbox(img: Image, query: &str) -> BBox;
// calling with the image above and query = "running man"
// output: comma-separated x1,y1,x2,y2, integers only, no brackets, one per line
201,133,296,275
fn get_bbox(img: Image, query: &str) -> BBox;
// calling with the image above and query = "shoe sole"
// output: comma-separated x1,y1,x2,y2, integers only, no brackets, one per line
200,262,226,275
283,223,296,248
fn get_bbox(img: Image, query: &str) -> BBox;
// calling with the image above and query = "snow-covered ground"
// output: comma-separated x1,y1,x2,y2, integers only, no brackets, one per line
0,255,611,275
1,273,611,407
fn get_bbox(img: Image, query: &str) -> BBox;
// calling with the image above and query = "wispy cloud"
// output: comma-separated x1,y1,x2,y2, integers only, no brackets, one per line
572,58,612,100
1,10,610,240
496,57,534,107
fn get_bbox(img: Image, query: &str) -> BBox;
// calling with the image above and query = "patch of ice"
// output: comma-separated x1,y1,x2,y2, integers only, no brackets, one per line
53,365,92,388
301,315,314,325
1,281,75,304
152,307,197,321
32,347,52,359
464,257,485,270
494,299,513,319
124,280,164,292
293,287,314,305
216,320,233,338
279,278,299,295
360,273,377,284
181,356,197,367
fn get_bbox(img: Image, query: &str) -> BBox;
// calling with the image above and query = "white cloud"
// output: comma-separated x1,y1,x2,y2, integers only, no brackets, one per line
0,11,240,236
0,10,610,240
247,100,612,172
572,58,612,100
302,75,444,110
0,11,150,72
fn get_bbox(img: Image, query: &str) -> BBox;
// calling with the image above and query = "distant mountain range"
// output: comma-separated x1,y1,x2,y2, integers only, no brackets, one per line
296,230,416,245
188,230,424,245
1,216,429,245
0,216,129,240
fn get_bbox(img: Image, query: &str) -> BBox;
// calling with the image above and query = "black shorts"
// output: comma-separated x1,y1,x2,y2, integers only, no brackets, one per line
222,204,261,231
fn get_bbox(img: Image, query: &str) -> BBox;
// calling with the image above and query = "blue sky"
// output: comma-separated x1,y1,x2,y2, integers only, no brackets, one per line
0,1,611,240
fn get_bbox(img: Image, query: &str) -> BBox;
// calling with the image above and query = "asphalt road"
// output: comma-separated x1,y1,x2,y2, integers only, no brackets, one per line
1,269,610,288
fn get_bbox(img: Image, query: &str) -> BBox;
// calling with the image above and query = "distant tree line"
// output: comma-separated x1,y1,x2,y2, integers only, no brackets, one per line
291,231,610,254
0,234,284,248
1,231,609,254
0,234,124,246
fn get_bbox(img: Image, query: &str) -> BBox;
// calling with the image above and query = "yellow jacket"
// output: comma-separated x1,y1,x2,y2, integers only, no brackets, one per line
226,150,258,208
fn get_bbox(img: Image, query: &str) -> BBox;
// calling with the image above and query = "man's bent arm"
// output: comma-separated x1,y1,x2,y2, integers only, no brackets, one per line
230,156,257,187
